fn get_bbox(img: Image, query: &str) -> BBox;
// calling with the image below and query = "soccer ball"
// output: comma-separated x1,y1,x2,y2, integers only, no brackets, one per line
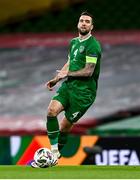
34,148,54,168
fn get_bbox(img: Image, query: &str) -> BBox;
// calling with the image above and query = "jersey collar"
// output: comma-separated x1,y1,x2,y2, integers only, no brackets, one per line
78,34,92,42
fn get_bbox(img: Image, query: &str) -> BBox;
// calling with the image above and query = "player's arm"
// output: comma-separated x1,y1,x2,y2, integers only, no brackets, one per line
68,55,97,77
45,61,69,91
68,62,95,77
58,55,97,78
57,60,69,73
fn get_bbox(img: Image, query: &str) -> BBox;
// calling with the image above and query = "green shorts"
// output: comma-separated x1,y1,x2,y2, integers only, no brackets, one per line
53,81,96,124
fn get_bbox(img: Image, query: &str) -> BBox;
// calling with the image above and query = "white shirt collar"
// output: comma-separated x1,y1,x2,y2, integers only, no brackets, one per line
78,34,92,42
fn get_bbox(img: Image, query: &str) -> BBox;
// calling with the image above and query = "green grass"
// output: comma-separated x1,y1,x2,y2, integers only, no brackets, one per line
0,165,140,179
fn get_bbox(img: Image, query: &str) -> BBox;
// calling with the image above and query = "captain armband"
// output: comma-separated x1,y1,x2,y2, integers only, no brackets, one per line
86,55,97,64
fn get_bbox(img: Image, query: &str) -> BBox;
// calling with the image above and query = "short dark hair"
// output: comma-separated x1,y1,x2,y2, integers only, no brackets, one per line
80,11,93,24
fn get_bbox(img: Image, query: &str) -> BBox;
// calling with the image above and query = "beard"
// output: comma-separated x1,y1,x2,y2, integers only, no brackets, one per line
78,28,90,36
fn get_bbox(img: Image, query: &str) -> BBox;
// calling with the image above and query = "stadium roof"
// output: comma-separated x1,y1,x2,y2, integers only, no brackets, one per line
0,0,82,25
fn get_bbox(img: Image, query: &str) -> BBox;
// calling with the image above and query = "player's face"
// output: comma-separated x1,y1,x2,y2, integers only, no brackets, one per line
77,15,93,36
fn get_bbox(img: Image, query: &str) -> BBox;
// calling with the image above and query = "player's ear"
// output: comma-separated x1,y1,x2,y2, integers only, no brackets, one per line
91,24,94,31
77,22,79,29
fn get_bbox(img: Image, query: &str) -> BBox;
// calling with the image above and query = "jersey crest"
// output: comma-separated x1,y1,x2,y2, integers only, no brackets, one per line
79,45,85,53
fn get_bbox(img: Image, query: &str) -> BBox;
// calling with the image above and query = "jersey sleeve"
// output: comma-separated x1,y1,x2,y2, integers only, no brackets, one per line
68,39,74,60
86,42,101,64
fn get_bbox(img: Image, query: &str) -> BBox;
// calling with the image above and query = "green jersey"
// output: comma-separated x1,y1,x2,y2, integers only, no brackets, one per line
53,35,101,123
67,35,101,94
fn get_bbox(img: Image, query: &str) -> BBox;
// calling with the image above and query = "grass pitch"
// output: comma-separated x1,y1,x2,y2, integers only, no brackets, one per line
0,165,140,179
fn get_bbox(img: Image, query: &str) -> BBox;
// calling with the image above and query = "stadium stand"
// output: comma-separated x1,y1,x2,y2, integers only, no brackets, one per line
0,32,140,135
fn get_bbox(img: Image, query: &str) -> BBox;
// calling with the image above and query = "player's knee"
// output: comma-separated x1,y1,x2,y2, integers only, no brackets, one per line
47,106,58,116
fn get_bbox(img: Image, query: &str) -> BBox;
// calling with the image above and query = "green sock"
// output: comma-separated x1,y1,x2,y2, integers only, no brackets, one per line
58,131,68,151
47,116,59,146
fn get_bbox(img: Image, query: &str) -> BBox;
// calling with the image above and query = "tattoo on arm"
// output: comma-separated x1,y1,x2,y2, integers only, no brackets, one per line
68,63,95,77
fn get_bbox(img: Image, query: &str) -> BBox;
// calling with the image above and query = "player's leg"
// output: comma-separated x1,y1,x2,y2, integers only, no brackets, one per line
58,116,73,151
58,90,96,152
47,82,68,156
47,99,64,158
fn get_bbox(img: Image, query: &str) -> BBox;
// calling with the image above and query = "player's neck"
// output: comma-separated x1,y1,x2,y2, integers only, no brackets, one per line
79,32,91,41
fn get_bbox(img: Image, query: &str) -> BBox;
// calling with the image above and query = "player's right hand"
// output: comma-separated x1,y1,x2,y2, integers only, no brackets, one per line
45,78,58,91
56,70,68,79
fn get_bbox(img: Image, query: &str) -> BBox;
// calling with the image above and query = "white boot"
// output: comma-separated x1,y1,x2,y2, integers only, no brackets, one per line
51,149,61,166
52,149,61,159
